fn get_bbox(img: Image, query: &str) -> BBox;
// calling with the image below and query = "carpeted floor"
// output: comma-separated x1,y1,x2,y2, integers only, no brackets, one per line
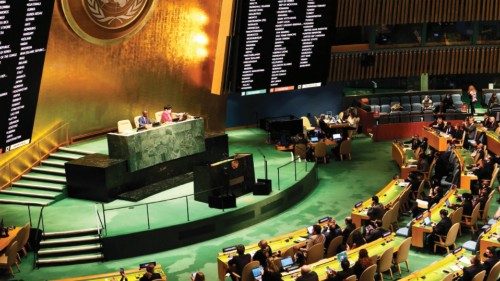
5,129,499,281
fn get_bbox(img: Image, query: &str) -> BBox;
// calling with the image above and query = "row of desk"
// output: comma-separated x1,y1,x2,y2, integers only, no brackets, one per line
54,265,167,281
401,248,471,280
0,227,20,253
392,142,418,179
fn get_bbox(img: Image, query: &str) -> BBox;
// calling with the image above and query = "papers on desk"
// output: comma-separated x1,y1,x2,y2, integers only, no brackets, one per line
450,264,462,271
398,182,408,187
459,256,471,266
407,164,418,168
294,237,307,243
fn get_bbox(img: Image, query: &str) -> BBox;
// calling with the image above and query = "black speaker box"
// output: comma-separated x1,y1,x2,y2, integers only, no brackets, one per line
208,195,236,209
253,179,272,195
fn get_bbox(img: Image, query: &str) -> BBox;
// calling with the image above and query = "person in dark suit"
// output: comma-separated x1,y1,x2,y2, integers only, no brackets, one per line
139,264,162,281
253,240,272,269
458,193,474,216
352,249,374,278
327,259,354,281
430,117,445,131
459,256,484,281
228,245,252,281
138,110,152,127
426,209,452,251
367,196,385,221
342,217,356,245
365,220,388,243
322,219,342,252
482,246,499,275
296,265,319,281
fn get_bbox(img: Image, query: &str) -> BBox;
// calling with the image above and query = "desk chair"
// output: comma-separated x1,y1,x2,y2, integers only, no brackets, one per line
377,247,394,280
294,144,307,160
443,273,454,281
155,111,163,123
301,116,315,132
133,116,141,128
346,227,361,247
488,164,499,189
231,260,259,281
339,140,352,161
390,201,401,231
461,204,480,234
480,195,493,225
485,261,500,281
326,236,343,258
314,141,327,163
471,270,486,281
399,188,411,213
449,207,463,237
305,243,324,264
344,275,356,281
393,237,411,276
0,241,20,275
16,223,30,260
359,264,377,281
117,120,134,133
434,223,460,254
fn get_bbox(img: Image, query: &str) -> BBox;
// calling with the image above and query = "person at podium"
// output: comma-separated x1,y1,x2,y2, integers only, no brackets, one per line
161,105,173,123
138,111,152,128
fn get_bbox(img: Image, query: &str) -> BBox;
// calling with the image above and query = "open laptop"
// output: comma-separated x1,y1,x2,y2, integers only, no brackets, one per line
445,199,451,208
337,251,348,262
332,133,342,141
281,256,299,271
423,217,432,226
252,266,263,280
310,137,319,143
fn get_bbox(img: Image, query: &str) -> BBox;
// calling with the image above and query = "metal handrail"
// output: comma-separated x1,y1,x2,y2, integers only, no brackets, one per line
32,205,46,269
0,122,70,189
276,156,305,190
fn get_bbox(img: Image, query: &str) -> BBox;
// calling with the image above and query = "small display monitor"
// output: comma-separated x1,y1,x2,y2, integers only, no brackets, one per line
332,133,342,140
310,137,319,143
337,251,347,262
445,199,451,208
424,217,432,226
252,267,263,278
281,256,294,268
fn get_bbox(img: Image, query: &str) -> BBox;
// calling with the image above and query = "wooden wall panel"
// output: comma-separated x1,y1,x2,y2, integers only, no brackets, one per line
336,0,500,27
330,46,500,82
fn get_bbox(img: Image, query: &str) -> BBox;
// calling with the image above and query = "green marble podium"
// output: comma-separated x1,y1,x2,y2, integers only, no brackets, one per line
107,118,205,171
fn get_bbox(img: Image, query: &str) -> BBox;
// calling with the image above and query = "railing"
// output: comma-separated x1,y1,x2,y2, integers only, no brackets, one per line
97,159,312,236
331,45,500,82
276,156,309,190
32,205,46,269
0,122,70,190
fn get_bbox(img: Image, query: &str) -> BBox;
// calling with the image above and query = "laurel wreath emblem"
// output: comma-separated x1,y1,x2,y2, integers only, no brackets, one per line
86,0,146,26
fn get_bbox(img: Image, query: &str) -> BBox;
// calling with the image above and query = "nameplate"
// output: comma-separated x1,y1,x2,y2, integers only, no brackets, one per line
383,231,392,238
453,246,463,254
318,216,332,223
354,201,363,208
222,246,237,253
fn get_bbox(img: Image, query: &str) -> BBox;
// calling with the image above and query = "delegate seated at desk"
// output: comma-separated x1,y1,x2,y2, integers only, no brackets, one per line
138,110,152,128
367,196,385,221
161,105,173,123
425,209,452,250
430,117,445,132
459,256,484,281
139,264,163,281
228,245,251,281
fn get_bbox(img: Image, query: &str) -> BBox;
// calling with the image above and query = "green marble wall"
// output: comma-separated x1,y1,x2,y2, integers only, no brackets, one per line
107,119,206,171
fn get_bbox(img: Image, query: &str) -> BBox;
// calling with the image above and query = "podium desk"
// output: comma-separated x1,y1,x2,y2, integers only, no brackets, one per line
479,220,500,260
351,179,410,228
411,189,465,248
107,118,205,172
400,249,470,280
422,127,451,152
281,234,404,281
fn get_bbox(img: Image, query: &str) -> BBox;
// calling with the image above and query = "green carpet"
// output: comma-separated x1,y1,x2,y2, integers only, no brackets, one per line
4,129,499,281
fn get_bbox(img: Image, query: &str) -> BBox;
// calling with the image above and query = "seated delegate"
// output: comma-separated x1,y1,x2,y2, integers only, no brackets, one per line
138,110,152,128
161,105,173,123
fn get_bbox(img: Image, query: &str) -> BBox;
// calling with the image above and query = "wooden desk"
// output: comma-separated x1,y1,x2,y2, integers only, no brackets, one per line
351,180,410,228
454,149,477,190
400,249,470,280
479,220,500,260
217,220,330,281
0,227,20,252
422,127,451,152
310,139,337,148
392,142,417,178
410,189,464,248
53,265,166,281
281,234,404,281
327,122,354,130
486,131,500,155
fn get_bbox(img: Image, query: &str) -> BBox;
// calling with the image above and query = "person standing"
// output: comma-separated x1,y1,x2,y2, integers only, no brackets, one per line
468,85,478,115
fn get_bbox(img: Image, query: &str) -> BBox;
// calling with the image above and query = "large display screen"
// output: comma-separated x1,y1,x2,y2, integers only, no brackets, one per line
236,0,333,96
0,0,55,153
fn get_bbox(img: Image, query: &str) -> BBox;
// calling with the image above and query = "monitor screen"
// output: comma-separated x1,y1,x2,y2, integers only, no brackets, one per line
281,256,293,268
252,267,262,278
337,251,347,262
307,226,314,235
310,137,319,143
424,217,431,226
332,133,342,140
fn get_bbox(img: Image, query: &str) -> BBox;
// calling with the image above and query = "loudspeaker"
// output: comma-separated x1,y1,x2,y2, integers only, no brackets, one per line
253,179,272,195
208,194,236,209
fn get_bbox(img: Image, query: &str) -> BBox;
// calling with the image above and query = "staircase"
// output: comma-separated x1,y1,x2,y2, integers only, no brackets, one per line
36,228,104,267
0,147,93,206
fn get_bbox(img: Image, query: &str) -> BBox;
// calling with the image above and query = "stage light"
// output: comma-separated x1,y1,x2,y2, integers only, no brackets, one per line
192,33,209,46
195,47,208,58
190,10,208,25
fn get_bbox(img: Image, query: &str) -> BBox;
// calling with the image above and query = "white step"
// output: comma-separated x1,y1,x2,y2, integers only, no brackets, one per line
37,253,103,265
32,166,66,176
38,244,102,256
59,147,94,155
43,228,100,239
12,181,65,192
40,235,100,247
22,174,66,184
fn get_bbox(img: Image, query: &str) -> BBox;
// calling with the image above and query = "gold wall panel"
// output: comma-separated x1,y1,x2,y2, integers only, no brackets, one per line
31,0,226,144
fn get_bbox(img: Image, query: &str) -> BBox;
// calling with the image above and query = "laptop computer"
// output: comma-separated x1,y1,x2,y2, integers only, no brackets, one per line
281,256,298,271
310,137,319,143
252,266,263,280
445,199,451,208
332,133,342,141
423,217,432,226
337,251,348,262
